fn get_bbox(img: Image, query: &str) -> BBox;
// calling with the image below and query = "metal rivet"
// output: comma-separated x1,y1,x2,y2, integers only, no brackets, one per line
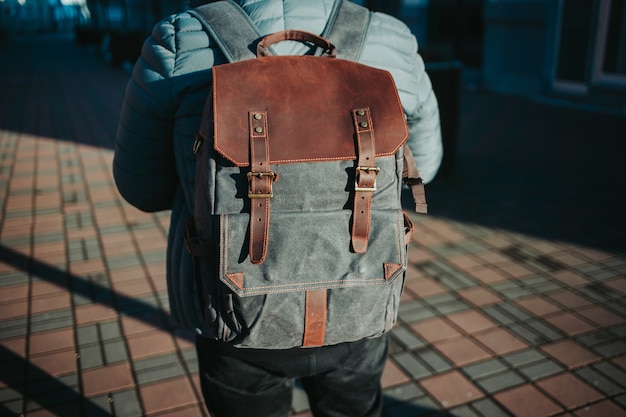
254,113,262,120
254,127,263,133
359,121,368,128
357,109,365,116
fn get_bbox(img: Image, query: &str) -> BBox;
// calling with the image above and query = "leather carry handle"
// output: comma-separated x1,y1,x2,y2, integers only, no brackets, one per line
257,30,337,58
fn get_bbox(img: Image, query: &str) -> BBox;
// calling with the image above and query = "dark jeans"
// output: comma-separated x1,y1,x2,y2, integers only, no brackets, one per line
196,334,388,417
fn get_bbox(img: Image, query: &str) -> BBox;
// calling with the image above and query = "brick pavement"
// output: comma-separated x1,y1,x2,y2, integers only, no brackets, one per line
1,32,625,417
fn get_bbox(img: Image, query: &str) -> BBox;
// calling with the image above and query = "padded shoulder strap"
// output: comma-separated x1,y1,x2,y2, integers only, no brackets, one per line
323,0,371,61
188,0,260,62
190,0,371,62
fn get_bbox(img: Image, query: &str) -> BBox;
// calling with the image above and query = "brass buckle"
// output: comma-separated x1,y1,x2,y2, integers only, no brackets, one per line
355,166,380,192
247,171,276,198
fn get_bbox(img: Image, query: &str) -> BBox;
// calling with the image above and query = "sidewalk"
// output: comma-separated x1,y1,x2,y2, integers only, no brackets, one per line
1,33,625,417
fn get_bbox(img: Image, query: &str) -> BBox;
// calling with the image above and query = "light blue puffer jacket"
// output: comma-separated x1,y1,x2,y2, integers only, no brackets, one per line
113,0,442,332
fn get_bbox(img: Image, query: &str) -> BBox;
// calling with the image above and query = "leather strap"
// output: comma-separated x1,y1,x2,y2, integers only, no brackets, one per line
248,111,273,264
351,108,377,254
257,30,336,57
402,144,428,214
302,289,327,347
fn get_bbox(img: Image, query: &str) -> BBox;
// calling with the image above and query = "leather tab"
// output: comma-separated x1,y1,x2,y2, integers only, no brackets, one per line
303,289,327,347
226,272,245,290
384,263,403,280
248,111,272,264
351,108,377,254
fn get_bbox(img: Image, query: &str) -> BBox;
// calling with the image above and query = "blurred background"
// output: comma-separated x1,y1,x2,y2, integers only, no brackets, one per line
1,0,625,108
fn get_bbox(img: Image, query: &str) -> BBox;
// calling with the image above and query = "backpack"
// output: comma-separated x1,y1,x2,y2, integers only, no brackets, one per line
184,0,427,349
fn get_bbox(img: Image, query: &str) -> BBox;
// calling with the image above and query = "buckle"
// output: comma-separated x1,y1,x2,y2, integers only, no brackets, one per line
355,166,380,192
247,171,277,198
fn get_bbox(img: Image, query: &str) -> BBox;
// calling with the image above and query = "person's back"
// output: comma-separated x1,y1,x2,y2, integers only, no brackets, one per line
113,1,442,415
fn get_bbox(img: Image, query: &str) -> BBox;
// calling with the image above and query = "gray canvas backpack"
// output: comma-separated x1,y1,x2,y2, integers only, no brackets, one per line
185,0,427,349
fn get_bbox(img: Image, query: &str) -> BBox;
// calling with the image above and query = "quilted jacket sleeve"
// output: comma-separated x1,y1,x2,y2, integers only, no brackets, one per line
359,12,442,184
404,52,443,184
113,27,177,212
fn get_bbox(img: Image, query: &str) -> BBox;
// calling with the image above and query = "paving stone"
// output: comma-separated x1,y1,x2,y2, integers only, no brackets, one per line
99,320,123,340
615,393,626,409
83,394,114,416
577,283,615,303
537,372,604,410
491,282,533,299
429,244,467,258
417,349,453,374
468,398,512,417
106,255,144,270
476,370,525,394
398,305,436,323
575,366,625,396
0,317,28,339
576,329,616,348
392,352,433,380
592,340,626,359
103,339,128,364
111,389,142,417
591,361,626,388
498,302,533,321
383,382,424,403
507,323,546,345
541,340,600,369
518,359,564,381
419,370,484,408
422,293,457,305
390,325,427,350
482,305,517,326
523,279,561,294
463,358,508,379
606,301,626,317
449,404,481,417
0,271,29,287
77,325,99,346
0,387,22,403
134,353,187,385
29,310,73,333
180,348,199,374
525,319,564,342
494,384,563,417
0,399,23,417
502,348,546,367
611,324,626,338
79,344,104,369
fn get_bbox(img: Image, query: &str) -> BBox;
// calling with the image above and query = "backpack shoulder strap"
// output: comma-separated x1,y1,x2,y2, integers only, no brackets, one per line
189,0,371,62
323,0,371,61
187,0,260,62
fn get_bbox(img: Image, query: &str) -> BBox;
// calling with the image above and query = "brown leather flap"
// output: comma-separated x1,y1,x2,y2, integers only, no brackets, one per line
205,55,408,167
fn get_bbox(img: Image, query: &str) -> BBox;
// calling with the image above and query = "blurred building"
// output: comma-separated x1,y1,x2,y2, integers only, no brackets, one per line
481,0,626,110
0,0,87,33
